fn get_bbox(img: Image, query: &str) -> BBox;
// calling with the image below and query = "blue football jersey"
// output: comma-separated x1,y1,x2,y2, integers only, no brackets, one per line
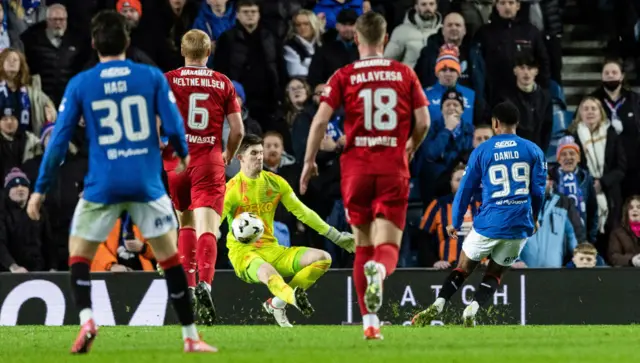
35,60,188,204
452,134,547,239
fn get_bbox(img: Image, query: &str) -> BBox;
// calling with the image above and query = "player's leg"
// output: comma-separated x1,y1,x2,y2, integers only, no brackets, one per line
167,170,197,289
67,200,122,354
129,196,216,352
263,247,330,326
462,238,526,327
412,229,492,327
351,223,383,339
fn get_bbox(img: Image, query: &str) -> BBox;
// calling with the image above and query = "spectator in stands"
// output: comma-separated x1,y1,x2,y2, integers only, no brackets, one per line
590,59,640,201
420,163,480,269
537,0,563,84
473,0,549,106
608,196,640,267
91,212,157,272
283,9,323,78
0,48,56,135
259,0,306,41
22,122,86,271
519,170,584,268
412,88,474,204
307,8,358,88
456,0,493,37
222,81,262,178
271,77,311,153
501,53,552,153
214,0,286,127
552,135,599,244
21,3,87,106
568,97,626,241
383,0,442,68
0,168,55,272
424,45,481,126
0,108,39,177
164,0,200,70
414,12,485,99
7,0,45,28
192,0,236,42
0,2,24,52
472,124,493,148
313,0,362,30
567,243,604,268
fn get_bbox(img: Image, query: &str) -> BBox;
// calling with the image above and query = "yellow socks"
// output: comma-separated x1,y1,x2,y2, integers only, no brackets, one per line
289,259,331,290
267,275,295,305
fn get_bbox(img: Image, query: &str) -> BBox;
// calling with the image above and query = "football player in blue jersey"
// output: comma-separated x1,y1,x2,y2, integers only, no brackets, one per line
26,11,217,354
412,101,546,327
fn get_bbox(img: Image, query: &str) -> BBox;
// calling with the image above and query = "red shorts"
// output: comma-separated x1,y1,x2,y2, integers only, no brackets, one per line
341,174,409,230
167,163,225,214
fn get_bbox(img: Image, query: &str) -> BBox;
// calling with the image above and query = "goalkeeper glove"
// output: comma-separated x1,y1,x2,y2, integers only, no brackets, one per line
325,227,355,253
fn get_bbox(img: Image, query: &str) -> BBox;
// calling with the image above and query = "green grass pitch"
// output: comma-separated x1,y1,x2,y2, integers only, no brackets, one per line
0,325,638,363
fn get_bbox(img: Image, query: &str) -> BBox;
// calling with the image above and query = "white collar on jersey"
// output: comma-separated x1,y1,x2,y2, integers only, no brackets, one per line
360,54,384,60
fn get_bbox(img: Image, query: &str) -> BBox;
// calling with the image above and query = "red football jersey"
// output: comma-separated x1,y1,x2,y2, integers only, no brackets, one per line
163,66,241,169
321,57,429,178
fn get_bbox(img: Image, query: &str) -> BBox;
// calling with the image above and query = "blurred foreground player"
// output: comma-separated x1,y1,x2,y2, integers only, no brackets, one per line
26,11,216,353
300,12,431,339
163,29,245,325
412,101,546,327
222,134,355,327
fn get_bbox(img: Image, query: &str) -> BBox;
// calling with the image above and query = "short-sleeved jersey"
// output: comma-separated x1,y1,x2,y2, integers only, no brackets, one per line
321,57,429,178
162,66,240,170
452,134,547,239
222,170,331,250
34,60,188,204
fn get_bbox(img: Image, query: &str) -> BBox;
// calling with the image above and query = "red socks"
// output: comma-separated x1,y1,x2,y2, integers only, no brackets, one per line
353,246,375,316
196,232,217,285
374,243,399,277
178,228,197,288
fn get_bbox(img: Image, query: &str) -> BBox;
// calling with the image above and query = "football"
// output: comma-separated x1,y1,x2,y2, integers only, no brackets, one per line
231,212,265,243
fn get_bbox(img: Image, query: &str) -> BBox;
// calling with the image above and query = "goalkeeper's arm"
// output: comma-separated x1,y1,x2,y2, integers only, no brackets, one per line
280,189,354,253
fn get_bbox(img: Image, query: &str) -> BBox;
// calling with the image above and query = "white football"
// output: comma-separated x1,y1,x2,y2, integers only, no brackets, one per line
231,212,265,244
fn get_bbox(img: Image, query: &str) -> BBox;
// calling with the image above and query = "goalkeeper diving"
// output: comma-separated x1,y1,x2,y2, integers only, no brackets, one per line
220,134,355,327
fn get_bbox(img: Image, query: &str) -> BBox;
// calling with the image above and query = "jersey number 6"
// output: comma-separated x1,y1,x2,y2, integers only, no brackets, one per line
187,93,210,130
488,162,530,198
92,95,150,146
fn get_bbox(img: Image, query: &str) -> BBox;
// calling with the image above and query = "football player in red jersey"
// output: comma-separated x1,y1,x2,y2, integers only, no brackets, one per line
163,29,245,325
300,12,430,339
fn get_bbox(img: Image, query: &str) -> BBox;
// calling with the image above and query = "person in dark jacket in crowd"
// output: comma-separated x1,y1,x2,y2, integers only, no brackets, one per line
590,59,640,201
20,3,88,106
21,122,86,271
0,168,55,272
412,87,474,205
608,195,640,267
283,9,323,78
192,0,236,42
163,0,200,71
414,12,485,97
500,52,553,152
0,108,40,178
473,0,550,106
214,0,287,127
307,8,358,88
313,0,362,30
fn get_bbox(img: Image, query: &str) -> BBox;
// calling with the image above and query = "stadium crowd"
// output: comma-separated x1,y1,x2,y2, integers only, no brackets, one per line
2,0,640,273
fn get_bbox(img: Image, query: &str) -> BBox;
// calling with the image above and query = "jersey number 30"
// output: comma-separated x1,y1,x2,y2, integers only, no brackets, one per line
92,96,150,145
488,162,530,198
358,88,397,131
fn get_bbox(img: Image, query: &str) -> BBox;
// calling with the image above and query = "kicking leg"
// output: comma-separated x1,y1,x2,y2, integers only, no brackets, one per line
463,259,511,328
264,248,331,327
412,250,480,327
351,223,382,339
193,207,221,326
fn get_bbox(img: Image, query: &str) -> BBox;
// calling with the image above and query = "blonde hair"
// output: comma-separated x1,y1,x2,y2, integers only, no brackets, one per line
355,11,387,46
181,29,211,60
573,243,597,256
568,96,608,133
287,9,323,46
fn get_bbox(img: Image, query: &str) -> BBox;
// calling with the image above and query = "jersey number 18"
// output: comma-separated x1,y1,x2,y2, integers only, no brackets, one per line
359,88,397,131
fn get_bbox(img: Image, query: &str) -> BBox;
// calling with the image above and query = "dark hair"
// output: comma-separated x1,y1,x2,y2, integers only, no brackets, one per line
492,101,520,126
91,10,129,57
237,0,259,10
622,195,640,226
603,57,624,73
514,51,538,68
475,124,493,132
238,134,263,154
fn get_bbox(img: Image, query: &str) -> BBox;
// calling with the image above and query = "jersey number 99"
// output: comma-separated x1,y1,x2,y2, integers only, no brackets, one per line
488,162,530,198
358,88,397,131
92,95,150,145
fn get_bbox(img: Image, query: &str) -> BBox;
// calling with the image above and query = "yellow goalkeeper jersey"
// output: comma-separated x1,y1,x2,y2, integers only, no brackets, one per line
222,170,331,249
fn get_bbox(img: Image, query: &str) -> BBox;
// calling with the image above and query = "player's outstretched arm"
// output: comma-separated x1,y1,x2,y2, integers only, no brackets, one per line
450,149,482,235
279,177,354,252
300,102,334,195
29,79,81,221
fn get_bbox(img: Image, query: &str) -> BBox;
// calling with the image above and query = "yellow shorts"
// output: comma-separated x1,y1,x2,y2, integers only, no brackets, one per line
228,243,309,284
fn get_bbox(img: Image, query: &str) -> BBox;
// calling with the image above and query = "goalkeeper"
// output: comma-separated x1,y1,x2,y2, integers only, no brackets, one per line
220,134,355,327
